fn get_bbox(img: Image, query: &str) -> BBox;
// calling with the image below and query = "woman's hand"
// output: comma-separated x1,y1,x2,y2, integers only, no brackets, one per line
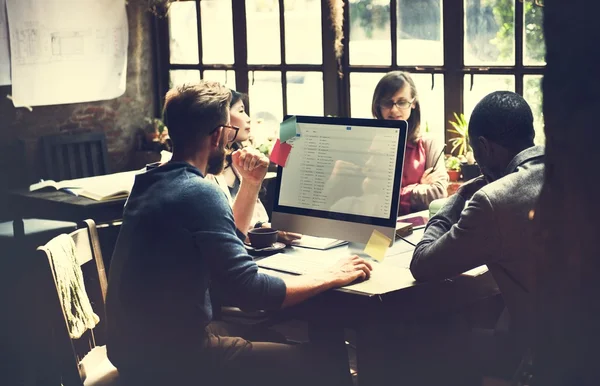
420,168,435,185
277,230,302,245
232,147,269,186
258,222,302,245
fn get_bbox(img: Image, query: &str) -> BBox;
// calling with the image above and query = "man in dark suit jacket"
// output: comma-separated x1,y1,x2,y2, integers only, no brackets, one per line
411,91,544,377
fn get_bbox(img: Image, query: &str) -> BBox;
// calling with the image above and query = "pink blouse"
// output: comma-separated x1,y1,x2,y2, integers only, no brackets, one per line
399,139,426,215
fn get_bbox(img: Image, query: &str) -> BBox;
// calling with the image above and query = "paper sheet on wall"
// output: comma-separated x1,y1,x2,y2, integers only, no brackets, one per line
5,0,128,107
0,0,10,85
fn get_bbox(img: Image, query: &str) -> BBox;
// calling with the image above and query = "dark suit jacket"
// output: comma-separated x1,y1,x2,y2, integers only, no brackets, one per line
411,146,545,344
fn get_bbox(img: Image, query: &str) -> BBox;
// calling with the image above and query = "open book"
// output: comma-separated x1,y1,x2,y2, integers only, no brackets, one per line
29,170,139,201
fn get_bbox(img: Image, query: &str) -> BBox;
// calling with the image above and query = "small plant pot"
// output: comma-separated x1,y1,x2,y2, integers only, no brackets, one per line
447,170,461,182
461,163,481,181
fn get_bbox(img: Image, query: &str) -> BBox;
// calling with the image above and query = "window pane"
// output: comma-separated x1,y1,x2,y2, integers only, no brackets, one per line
169,70,201,88
249,71,283,145
285,0,322,64
168,1,199,64
411,73,445,144
247,0,281,65
349,0,391,65
350,73,381,119
286,72,324,116
203,70,236,90
200,0,234,64
524,75,544,145
463,75,515,120
350,73,444,144
465,0,514,65
397,0,443,65
524,2,545,65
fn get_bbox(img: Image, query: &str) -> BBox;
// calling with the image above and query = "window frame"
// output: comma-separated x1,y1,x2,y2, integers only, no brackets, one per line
154,0,545,147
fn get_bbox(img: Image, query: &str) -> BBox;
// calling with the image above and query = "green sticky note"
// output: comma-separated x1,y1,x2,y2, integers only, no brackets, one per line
280,116,298,143
364,229,392,262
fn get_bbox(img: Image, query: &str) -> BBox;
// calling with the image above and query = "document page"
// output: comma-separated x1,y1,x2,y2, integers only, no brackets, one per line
278,123,400,219
6,0,128,106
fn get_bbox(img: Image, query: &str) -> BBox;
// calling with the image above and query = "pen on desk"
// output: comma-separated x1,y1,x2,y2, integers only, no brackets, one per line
63,188,79,196
427,144,447,175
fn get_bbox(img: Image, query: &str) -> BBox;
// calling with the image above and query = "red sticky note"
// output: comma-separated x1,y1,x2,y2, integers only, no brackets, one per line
269,139,293,167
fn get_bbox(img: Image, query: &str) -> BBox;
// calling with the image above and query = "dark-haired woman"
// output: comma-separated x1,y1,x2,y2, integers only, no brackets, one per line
372,71,448,214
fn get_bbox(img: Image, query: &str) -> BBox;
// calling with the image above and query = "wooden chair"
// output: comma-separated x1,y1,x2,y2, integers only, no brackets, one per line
0,139,77,254
42,132,109,181
36,219,119,386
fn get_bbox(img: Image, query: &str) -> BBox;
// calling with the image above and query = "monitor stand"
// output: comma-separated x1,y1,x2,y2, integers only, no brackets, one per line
346,241,370,259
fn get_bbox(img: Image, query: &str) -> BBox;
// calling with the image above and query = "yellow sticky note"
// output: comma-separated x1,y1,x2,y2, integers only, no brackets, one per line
364,229,391,262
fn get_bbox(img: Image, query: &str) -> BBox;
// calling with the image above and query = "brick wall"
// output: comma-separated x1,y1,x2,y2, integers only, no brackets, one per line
0,0,155,182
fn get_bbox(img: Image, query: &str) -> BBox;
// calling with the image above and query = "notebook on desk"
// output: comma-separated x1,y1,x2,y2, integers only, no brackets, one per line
291,235,348,250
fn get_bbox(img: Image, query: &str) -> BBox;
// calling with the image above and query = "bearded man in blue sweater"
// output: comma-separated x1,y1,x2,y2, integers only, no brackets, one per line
106,81,372,386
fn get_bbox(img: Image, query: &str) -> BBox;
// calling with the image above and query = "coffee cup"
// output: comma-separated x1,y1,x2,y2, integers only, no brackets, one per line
248,227,278,249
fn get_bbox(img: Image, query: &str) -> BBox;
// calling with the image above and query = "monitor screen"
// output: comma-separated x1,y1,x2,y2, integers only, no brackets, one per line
271,116,407,244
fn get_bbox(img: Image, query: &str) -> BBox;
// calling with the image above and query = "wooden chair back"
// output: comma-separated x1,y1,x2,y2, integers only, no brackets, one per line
42,132,109,181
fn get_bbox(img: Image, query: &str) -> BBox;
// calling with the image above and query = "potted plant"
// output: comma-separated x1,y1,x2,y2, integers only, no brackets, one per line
445,155,462,182
448,112,481,180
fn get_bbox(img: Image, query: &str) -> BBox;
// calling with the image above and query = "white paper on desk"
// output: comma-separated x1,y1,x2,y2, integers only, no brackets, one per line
0,0,10,85
462,265,488,277
5,0,128,107
341,265,416,295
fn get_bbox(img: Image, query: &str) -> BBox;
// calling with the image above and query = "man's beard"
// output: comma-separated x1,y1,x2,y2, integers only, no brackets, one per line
207,141,227,175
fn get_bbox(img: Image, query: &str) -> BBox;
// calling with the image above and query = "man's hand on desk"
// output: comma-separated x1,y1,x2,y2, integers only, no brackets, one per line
279,255,373,308
326,255,373,287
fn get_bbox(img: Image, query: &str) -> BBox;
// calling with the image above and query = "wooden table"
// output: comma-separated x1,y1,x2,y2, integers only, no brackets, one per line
257,230,499,385
7,189,127,236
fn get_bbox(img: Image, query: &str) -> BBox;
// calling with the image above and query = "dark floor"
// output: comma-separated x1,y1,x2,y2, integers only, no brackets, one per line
270,319,359,384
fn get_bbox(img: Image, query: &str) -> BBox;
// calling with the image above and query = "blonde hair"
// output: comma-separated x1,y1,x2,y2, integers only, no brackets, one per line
163,81,232,152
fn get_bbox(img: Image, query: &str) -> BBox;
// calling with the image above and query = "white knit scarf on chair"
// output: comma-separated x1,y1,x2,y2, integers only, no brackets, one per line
47,234,99,339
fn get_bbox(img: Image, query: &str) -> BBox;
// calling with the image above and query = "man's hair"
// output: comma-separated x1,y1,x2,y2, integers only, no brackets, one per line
163,81,232,152
468,91,535,149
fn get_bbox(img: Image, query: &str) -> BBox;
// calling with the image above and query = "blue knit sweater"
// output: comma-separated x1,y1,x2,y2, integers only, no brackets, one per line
106,162,286,367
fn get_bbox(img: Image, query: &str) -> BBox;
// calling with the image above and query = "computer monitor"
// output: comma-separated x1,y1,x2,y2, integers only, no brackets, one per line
271,116,408,244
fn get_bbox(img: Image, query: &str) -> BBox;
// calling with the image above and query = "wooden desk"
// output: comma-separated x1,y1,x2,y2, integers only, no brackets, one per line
258,232,499,385
7,170,277,234
260,232,496,324
7,189,126,236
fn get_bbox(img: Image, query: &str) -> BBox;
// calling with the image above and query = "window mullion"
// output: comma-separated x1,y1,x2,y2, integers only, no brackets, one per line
515,0,524,95
443,0,464,146
232,0,249,94
153,14,170,117
340,0,351,117
391,0,398,68
279,0,288,117
196,0,204,79
321,0,341,117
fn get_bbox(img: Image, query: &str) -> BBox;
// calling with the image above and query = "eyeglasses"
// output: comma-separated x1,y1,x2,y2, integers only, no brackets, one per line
210,124,239,143
380,98,415,110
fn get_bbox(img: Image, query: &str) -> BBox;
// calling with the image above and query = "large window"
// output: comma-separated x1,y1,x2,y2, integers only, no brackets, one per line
158,0,545,147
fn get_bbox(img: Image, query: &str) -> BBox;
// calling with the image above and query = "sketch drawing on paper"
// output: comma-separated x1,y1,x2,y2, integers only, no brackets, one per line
6,0,129,106
51,31,88,56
